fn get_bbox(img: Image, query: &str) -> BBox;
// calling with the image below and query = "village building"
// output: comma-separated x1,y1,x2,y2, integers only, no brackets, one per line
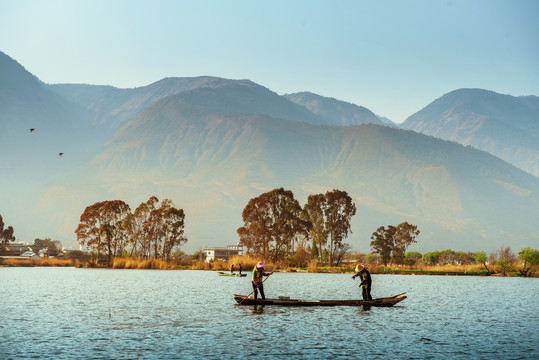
203,244,244,262
0,243,51,259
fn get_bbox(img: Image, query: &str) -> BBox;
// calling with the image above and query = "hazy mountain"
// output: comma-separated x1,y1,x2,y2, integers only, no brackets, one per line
284,92,386,126
35,93,539,253
400,88,539,177
48,77,328,131
0,51,98,204
376,114,397,126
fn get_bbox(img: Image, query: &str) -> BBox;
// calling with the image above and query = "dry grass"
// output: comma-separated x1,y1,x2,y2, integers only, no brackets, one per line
112,257,177,270
37,258,77,267
0,258,35,267
307,260,320,273
189,259,227,270
404,264,485,272
227,254,258,270
0,257,76,267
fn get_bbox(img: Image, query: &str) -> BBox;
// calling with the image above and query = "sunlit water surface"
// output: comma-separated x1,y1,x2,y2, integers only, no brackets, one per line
1,267,537,359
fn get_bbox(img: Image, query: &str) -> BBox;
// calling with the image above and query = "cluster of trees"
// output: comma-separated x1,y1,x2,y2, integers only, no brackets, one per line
478,246,539,277
369,222,420,265
33,238,63,256
359,246,539,277
75,196,187,266
0,215,15,245
237,188,356,264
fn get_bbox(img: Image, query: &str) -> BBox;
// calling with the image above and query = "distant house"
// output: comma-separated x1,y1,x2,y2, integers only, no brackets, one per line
1,243,32,256
1,243,51,258
204,244,244,262
20,251,41,261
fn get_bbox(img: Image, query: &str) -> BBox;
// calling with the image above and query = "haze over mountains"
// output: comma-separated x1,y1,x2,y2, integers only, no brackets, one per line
401,88,539,178
1,50,538,253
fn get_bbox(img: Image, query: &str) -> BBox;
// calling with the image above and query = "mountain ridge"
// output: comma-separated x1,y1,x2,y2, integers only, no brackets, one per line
284,91,387,126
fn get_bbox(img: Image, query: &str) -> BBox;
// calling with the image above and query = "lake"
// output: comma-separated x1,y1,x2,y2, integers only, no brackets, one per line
1,267,537,359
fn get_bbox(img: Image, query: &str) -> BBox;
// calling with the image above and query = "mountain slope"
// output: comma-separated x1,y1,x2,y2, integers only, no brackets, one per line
400,88,539,177
284,92,387,126
0,51,97,199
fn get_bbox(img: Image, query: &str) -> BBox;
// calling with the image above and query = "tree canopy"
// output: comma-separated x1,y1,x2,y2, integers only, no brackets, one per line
370,222,420,265
75,197,187,265
304,189,356,265
518,247,539,277
238,188,355,264
237,188,308,261
0,215,16,245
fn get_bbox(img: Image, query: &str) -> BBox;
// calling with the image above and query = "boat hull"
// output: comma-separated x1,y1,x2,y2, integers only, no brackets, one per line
218,272,247,277
234,293,406,307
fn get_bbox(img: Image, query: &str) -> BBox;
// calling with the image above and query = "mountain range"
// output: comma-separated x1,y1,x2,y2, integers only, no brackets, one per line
1,50,538,253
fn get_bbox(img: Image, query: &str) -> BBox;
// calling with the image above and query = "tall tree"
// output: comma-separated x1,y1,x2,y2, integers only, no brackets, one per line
474,251,490,273
303,194,328,263
518,247,539,277
0,215,16,245
324,189,356,265
125,196,158,258
144,199,187,260
370,222,420,265
370,225,396,265
75,200,131,266
303,190,356,265
391,222,420,264
237,188,306,261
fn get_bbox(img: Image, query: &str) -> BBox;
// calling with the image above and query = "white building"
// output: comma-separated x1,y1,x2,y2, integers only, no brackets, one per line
204,244,244,262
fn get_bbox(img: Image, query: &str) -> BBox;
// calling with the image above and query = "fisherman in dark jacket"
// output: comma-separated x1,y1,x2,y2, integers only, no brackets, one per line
352,264,372,300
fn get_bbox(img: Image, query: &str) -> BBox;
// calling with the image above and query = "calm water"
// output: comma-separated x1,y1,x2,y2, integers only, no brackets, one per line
1,267,538,359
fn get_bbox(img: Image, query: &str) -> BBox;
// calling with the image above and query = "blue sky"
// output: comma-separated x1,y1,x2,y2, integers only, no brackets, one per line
1,0,538,123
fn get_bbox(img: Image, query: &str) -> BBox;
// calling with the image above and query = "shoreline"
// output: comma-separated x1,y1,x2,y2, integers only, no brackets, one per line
1,260,536,277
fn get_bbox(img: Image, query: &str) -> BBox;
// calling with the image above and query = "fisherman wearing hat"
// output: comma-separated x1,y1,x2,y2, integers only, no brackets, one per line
352,264,372,301
252,261,273,300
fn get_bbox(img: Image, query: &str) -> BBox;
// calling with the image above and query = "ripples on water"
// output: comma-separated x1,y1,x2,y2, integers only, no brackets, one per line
1,267,537,359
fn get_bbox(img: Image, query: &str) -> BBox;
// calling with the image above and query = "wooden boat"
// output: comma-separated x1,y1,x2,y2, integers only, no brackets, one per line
234,293,406,307
218,271,247,277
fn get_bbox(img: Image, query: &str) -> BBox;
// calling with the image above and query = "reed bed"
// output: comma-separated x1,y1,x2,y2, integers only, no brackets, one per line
188,259,228,270
307,260,320,273
37,258,77,267
0,257,76,267
111,257,177,270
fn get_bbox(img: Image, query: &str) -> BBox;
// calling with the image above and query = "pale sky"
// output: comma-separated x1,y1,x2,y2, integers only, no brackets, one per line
1,0,538,123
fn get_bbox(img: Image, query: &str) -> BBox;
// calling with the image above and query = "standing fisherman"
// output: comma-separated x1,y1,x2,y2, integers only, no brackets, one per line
352,264,372,300
252,261,272,300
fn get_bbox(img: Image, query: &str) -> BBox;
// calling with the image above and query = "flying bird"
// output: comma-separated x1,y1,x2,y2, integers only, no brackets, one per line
30,128,35,132
58,152,64,157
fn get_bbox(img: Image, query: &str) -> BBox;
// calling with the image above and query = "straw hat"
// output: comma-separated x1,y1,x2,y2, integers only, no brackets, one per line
355,264,365,272
257,261,266,268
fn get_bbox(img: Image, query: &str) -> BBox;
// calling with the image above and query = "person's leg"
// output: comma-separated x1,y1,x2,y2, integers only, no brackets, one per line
259,283,265,300
362,285,368,301
366,285,372,300
252,282,258,299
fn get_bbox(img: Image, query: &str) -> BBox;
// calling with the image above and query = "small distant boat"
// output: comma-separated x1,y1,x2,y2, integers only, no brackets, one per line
218,271,247,277
234,293,406,307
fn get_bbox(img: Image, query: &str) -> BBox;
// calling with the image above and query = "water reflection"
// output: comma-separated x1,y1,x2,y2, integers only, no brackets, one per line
1,268,537,360
251,305,265,314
